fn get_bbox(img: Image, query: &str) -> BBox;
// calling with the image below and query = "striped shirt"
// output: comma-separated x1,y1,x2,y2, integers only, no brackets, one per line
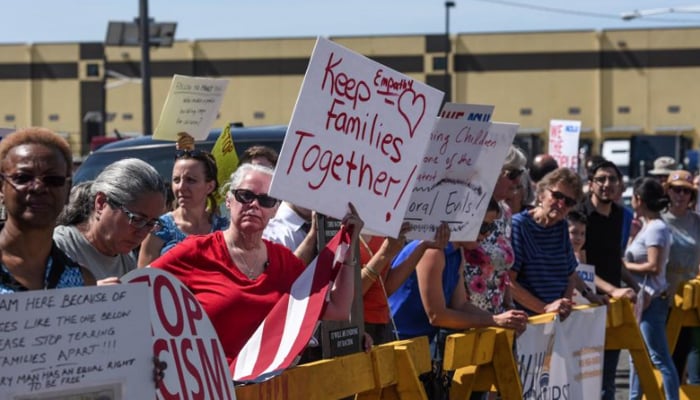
511,210,577,308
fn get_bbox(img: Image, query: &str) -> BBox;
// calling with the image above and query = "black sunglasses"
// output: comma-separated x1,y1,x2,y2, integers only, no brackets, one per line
670,186,693,195
503,168,524,181
0,172,68,190
175,149,211,159
479,221,496,235
107,199,163,232
548,188,577,207
231,189,279,208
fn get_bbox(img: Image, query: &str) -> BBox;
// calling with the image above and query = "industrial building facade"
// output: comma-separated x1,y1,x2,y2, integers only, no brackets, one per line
0,27,699,161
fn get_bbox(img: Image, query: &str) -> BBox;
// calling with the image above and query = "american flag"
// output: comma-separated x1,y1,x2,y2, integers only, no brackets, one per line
230,226,351,382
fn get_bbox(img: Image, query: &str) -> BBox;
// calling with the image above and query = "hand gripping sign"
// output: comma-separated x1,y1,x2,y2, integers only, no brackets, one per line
123,269,236,400
270,37,444,238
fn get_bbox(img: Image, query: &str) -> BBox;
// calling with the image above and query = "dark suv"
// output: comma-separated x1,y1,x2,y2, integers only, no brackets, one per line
73,124,287,185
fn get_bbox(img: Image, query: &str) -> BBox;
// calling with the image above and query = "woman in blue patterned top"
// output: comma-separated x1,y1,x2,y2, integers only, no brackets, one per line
0,128,95,293
138,134,228,266
509,167,583,320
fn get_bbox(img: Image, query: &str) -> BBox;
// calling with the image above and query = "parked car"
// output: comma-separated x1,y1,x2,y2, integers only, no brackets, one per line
73,124,287,185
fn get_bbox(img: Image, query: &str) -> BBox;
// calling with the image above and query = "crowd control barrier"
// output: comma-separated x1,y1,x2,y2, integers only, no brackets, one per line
666,278,700,400
235,337,431,400
442,328,521,399
606,298,665,400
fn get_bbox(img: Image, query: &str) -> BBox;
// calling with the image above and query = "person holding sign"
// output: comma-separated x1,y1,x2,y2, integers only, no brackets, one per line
509,168,587,319
150,163,363,364
0,128,96,292
138,134,228,267
55,159,168,282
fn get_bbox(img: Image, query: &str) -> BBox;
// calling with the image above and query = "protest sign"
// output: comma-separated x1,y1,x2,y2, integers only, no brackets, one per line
572,262,596,305
123,269,235,400
0,285,152,400
517,306,606,400
548,119,581,170
270,37,443,237
404,103,517,241
210,124,240,206
154,75,229,141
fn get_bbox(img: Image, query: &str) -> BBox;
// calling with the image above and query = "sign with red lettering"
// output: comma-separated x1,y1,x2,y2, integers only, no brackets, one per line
404,103,517,241
548,119,581,170
123,269,235,400
270,37,444,237
0,285,152,399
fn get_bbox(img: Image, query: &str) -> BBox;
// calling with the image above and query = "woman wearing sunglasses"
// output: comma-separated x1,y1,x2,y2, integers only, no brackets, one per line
0,128,95,293
662,170,700,385
150,163,363,365
509,167,586,320
138,134,228,267
55,158,168,282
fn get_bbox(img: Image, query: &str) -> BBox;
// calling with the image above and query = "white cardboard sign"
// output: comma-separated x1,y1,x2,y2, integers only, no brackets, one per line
0,285,152,400
548,119,581,170
269,37,444,237
404,103,517,241
153,74,229,140
124,268,236,400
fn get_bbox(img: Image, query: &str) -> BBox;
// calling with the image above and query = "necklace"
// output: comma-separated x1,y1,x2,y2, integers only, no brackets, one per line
226,235,266,280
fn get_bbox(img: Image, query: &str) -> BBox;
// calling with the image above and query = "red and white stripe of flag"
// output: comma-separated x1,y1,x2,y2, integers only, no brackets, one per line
230,226,351,382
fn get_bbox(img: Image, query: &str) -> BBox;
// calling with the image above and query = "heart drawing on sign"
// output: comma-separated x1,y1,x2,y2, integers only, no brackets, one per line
398,89,426,139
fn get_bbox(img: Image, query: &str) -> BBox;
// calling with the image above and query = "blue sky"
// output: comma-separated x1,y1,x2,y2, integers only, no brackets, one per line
1,0,700,43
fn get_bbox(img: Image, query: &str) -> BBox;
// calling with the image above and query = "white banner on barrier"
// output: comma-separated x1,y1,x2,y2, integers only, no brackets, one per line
517,306,606,400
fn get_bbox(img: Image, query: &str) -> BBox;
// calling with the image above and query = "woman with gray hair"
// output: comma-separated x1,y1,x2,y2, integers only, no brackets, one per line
55,158,167,282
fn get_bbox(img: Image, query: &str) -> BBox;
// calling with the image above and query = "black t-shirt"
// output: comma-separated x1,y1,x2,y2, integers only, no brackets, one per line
578,196,624,288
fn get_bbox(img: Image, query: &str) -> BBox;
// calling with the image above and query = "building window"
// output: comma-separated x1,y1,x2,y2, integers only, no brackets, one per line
86,63,100,77
617,106,630,114
568,107,581,115
253,111,265,120
122,113,133,120
519,108,532,116
4,114,14,122
48,114,59,121
667,105,681,114
432,57,447,71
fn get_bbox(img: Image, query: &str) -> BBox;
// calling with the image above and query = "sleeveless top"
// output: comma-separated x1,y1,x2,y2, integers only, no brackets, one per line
0,242,85,294
154,212,229,255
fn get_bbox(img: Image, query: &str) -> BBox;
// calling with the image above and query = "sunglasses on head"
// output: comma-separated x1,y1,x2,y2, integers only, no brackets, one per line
175,149,210,159
479,220,497,236
503,168,524,181
231,189,279,208
0,172,68,190
670,186,693,195
548,188,577,207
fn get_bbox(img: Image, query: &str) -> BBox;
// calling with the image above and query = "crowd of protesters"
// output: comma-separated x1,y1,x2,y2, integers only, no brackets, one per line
3,126,700,400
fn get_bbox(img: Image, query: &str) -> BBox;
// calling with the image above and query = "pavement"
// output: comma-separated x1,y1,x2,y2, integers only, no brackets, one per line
615,350,631,400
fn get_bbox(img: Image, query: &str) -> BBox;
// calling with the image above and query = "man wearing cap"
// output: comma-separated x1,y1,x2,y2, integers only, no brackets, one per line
648,156,677,184
662,169,700,384
578,159,638,400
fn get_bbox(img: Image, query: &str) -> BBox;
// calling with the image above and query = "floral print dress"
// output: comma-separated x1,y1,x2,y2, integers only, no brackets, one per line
463,202,514,314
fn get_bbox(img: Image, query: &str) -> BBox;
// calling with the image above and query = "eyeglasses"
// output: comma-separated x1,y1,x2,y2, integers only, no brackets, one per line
231,189,279,208
591,175,619,185
479,221,497,236
175,149,211,159
548,189,578,207
503,168,524,181
107,199,162,231
0,172,69,190
670,186,693,195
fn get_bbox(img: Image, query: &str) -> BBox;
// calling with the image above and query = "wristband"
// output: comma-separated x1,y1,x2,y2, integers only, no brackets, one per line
364,265,380,278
